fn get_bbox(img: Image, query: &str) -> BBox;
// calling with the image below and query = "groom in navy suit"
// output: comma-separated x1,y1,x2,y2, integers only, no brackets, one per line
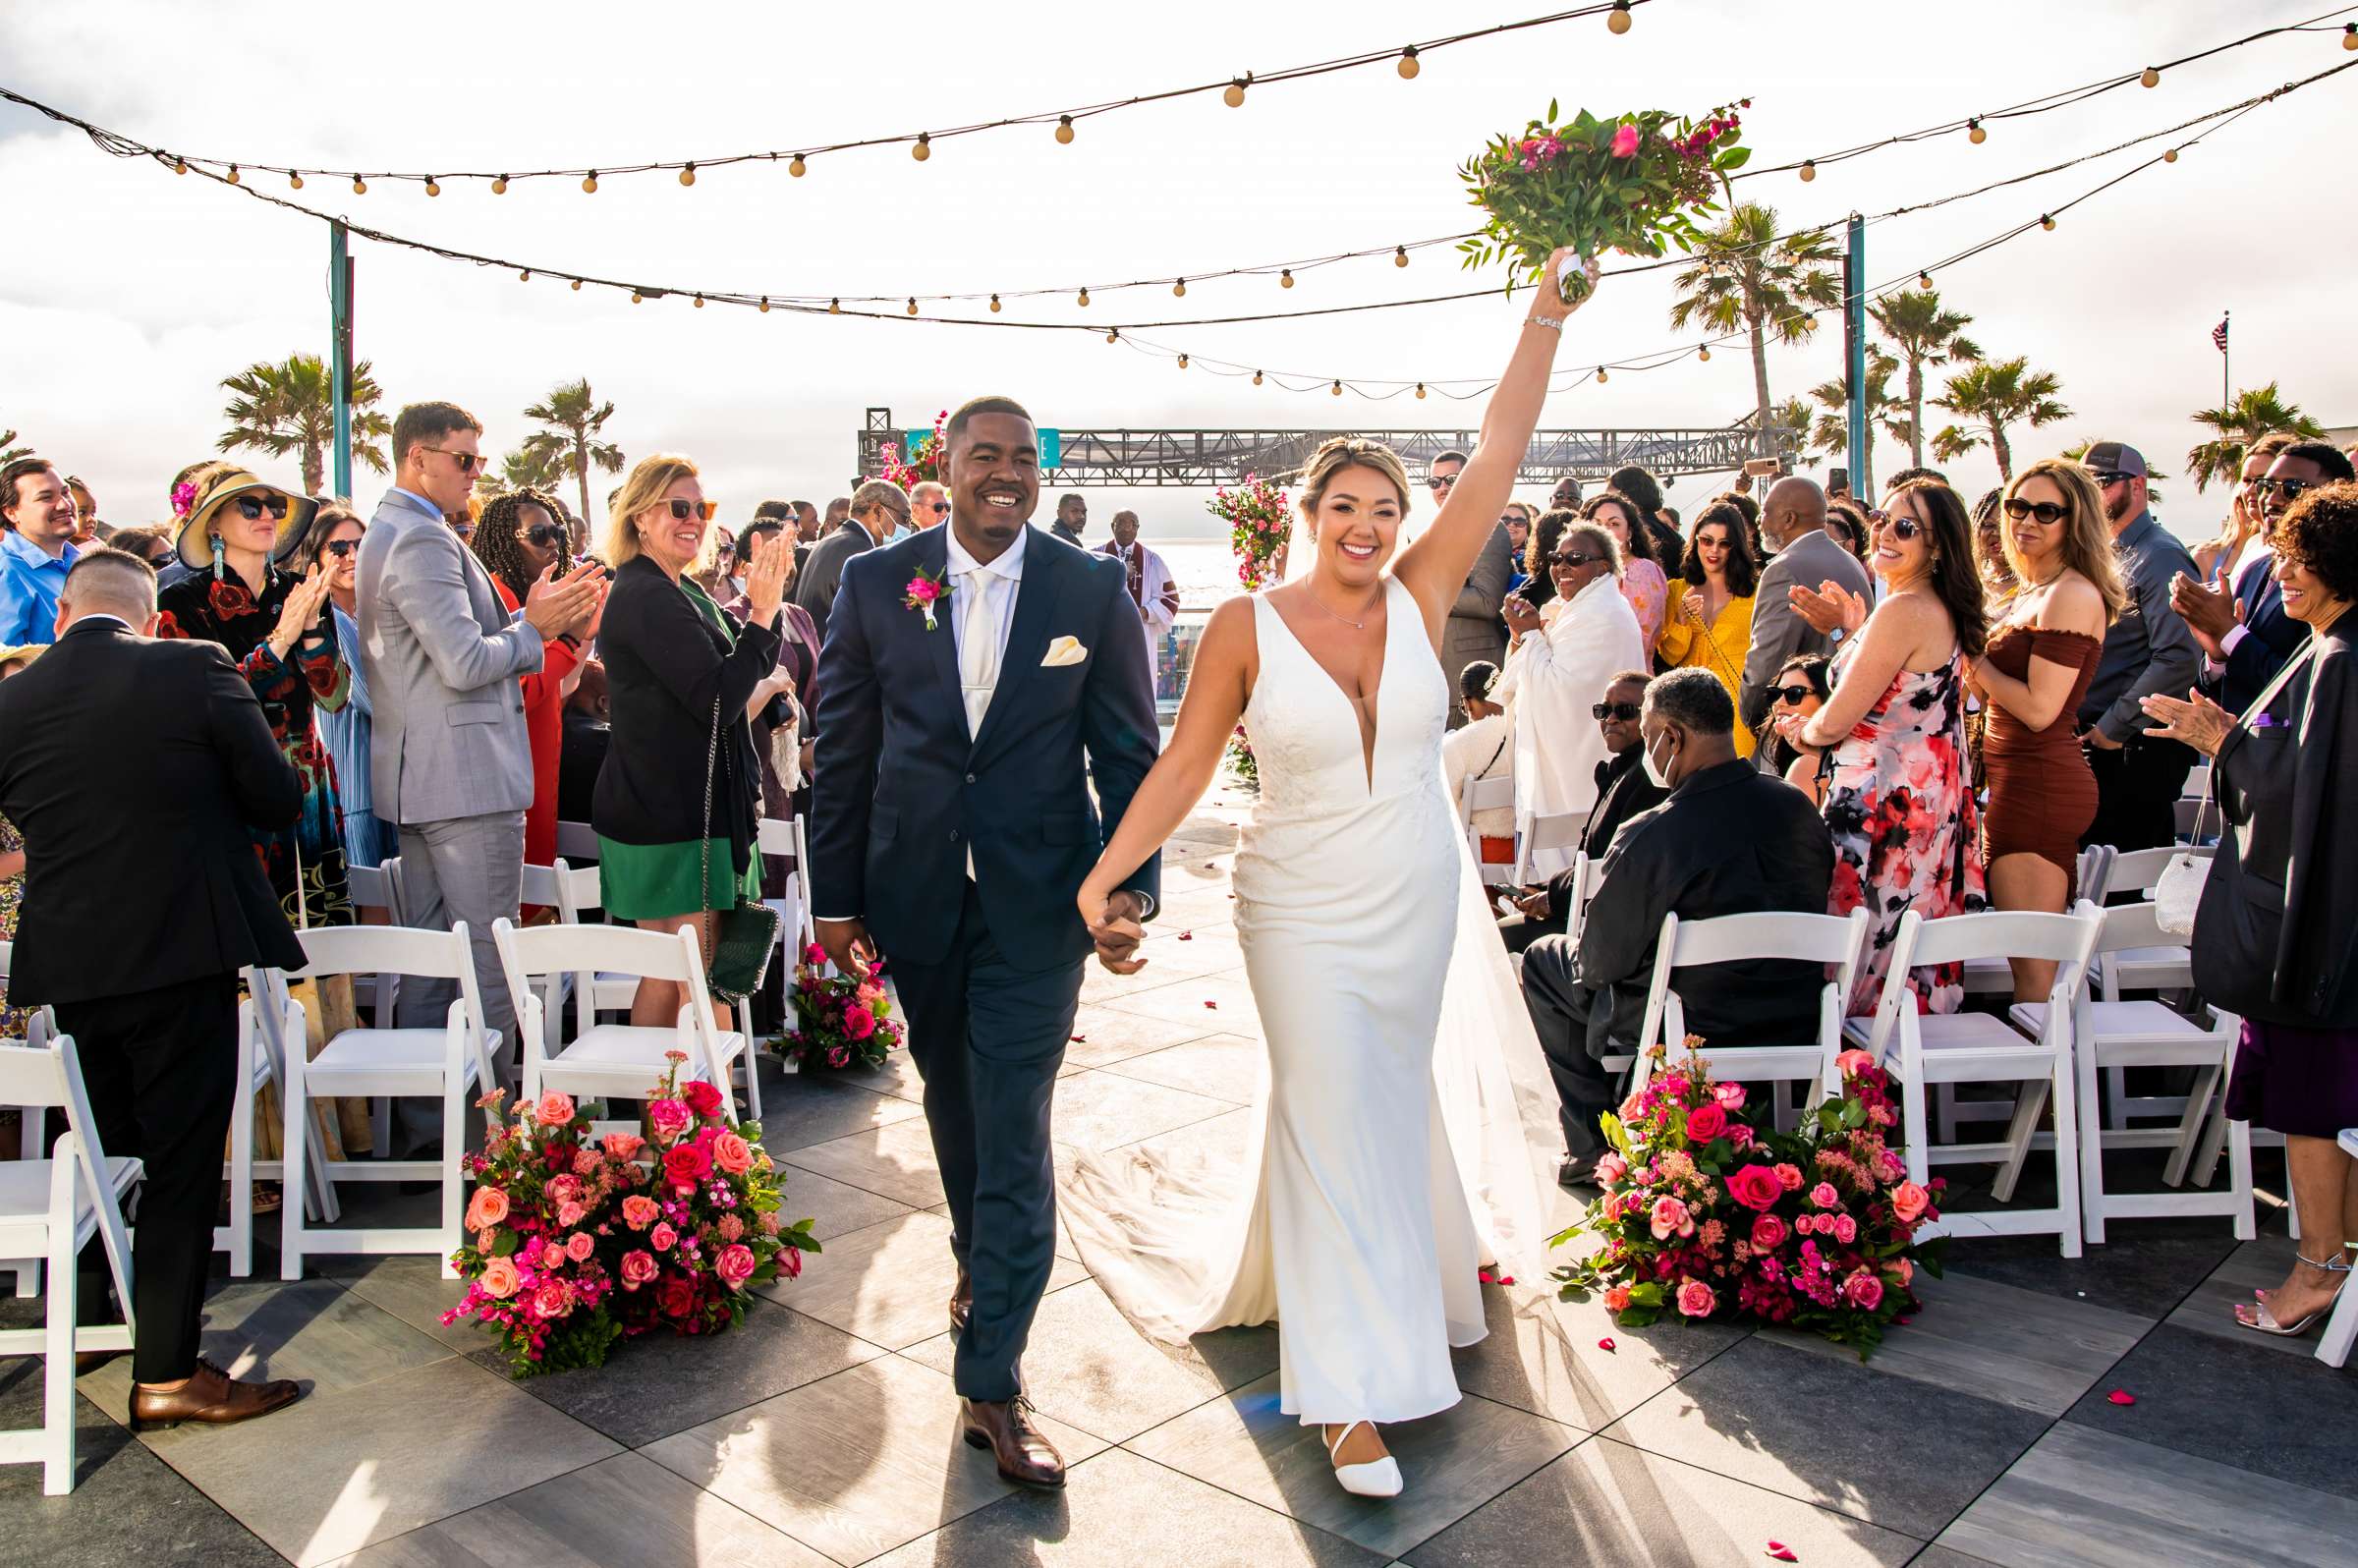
810,395,1160,1487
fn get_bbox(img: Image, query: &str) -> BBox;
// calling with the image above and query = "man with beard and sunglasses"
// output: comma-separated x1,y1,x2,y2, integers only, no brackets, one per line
359,403,606,1153
2172,438,2356,715
2073,440,2201,853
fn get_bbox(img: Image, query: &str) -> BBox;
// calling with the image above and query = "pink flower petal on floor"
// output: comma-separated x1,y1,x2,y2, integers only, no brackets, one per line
1766,1545,1797,1562
1178,931,1195,941
2107,1389,2136,1406
1204,1000,1218,1009
1069,1035,1088,1043
1598,1336,1616,1351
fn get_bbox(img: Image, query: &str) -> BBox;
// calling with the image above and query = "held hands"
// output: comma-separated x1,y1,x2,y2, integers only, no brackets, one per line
743,530,794,628
2168,571,2239,657
1076,882,1149,975
2139,688,2234,757
525,560,607,639
1790,580,1867,636
814,917,876,977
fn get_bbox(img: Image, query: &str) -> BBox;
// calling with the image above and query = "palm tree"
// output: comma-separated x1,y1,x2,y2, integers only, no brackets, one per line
1929,357,2070,481
1868,290,1982,470
1766,395,1819,471
218,355,392,496
476,445,572,499
1667,202,1844,458
1803,348,1906,496
2184,382,2326,492
0,426,28,465
522,379,625,527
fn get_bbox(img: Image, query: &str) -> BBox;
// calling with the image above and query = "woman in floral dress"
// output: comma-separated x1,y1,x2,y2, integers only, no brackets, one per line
1779,479,1989,1015
159,465,354,930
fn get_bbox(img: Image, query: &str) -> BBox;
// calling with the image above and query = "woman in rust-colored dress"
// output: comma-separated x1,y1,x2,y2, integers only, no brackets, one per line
1969,459,2124,1002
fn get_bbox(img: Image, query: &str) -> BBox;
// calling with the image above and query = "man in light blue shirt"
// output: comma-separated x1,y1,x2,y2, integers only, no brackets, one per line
0,459,82,644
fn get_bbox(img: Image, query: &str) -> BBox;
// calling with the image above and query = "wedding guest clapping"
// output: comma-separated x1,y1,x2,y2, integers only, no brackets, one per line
1656,501,1760,754
2170,439,2353,715
472,488,588,888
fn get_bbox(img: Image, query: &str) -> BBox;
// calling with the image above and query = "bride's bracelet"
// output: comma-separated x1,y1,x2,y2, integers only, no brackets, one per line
1525,313,1565,331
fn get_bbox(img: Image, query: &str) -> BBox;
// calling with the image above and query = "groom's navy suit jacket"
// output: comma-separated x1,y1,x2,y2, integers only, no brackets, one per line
810,524,1161,974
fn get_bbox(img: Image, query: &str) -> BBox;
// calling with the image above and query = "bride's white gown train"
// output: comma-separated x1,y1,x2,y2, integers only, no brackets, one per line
1063,577,1560,1426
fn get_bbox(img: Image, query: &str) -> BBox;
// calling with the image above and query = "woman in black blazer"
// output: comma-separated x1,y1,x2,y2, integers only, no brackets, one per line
2145,479,2358,1342
592,454,793,1027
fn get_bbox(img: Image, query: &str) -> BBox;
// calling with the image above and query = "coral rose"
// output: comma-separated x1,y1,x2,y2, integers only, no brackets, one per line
651,1222,678,1252
681,1079,726,1119
1889,1257,1914,1287
1890,1180,1931,1223
479,1256,522,1299
556,1201,586,1228
1843,1269,1884,1311
1593,1152,1629,1188
1675,1278,1716,1317
1602,1284,1633,1314
715,1243,758,1290
535,1091,577,1128
621,1195,659,1230
604,1132,646,1162
465,1185,510,1231
1749,1212,1789,1252
545,1174,582,1204
1832,1213,1858,1245
1726,1163,1783,1212
1809,1182,1840,1209
1834,1048,1876,1080
1774,1163,1804,1191
1648,1196,1695,1241
565,1231,595,1262
664,1141,714,1191
531,1280,574,1319
711,1132,754,1175
620,1250,658,1290
1685,1102,1728,1143
646,1098,694,1145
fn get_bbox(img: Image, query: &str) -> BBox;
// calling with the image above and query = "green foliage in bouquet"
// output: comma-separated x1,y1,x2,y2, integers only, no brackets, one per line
1459,100,1752,301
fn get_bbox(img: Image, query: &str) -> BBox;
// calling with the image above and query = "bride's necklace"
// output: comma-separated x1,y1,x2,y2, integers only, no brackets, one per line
1304,582,1381,632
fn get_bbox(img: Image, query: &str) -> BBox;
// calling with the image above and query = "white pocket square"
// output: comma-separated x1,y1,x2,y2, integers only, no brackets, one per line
1041,636,1089,667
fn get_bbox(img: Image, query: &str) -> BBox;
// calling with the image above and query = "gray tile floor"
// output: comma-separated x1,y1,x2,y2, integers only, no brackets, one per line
4,784,2346,1564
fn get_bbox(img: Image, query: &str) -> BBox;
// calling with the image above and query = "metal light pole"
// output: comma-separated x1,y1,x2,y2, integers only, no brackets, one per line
330,220,355,498
1844,214,1868,491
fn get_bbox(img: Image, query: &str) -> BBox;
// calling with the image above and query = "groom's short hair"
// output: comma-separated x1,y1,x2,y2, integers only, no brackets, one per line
945,395,1034,449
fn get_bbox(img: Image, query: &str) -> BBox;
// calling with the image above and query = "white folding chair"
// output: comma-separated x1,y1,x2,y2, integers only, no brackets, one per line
554,819,600,864
2085,844,2213,1131
491,920,747,1121
517,858,622,1056
753,816,813,1077
1632,908,1870,1131
1459,775,1519,888
2318,1127,2358,1370
345,857,407,1033
1511,807,1588,887
1844,905,2104,1257
0,1028,139,1494
276,924,500,1280
1942,847,2111,1141
0,940,51,1299
2006,901,2253,1245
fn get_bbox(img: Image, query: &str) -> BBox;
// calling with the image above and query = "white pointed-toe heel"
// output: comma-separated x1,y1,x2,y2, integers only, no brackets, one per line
1324,1420,1403,1499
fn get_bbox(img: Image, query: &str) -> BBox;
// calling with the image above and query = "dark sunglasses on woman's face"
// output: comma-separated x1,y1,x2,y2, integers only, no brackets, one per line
321,537,363,558
2000,498,2065,526
1878,513,1926,539
233,493,292,522
1591,700,1644,722
664,498,718,522
1772,684,1816,706
518,524,566,547
1554,549,1604,568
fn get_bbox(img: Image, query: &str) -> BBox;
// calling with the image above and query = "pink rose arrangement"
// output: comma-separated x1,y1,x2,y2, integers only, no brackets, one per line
441,1053,821,1376
1459,99,1752,303
1552,1038,1944,1358
782,944,905,1073
1210,473,1292,592
875,408,947,494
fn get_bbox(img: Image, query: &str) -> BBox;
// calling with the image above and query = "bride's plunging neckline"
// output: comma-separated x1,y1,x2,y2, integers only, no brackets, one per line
1265,581,1393,791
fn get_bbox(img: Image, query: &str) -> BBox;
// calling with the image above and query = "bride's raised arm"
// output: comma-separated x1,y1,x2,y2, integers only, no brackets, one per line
1394,246,1597,639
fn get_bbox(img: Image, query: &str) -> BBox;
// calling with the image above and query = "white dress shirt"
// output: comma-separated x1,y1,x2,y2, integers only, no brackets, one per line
946,523,1027,736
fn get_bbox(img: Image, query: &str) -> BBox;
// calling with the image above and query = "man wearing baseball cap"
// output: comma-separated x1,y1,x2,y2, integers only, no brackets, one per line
2075,440,2202,851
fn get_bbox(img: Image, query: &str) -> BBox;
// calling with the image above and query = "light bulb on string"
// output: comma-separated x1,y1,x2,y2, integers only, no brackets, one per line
288,171,303,190
2140,67,2160,88
907,298,919,316
2041,213,2055,231
172,155,187,175
988,294,1001,312
1178,354,1189,369
2346,22,2357,49
1397,46,1420,79
1607,1,1632,35
1055,116,1074,144
789,155,807,177
1799,159,1816,183
1918,271,1935,290
2162,146,2178,163
492,175,508,194
828,298,840,313
1253,371,1263,386
1331,380,1343,396
1106,328,1120,344
1173,279,1187,298
1596,366,1608,384
758,297,770,313
1077,287,1091,308
424,176,440,196
912,134,930,162
693,294,705,308
680,163,697,186
1280,268,1295,289
1394,246,1409,267
352,175,366,195
1224,78,1248,108
583,172,599,194
1415,382,1427,398
227,165,240,185
1967,118,1986,144
1698,345,1711,362
631,290,643,304
519,269,530,282
570,279,582,291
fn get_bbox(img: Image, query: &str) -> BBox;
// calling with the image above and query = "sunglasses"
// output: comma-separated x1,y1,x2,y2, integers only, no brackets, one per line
1554,550,1605,567
923,499,951,514
518,523,566,547
421,445,485,474
2089,471,2137,487
1428,474,1457,489
231,493,292,522
1591,700,1644,722
663,498,719,522
321,537,363,558
1878,513,1926,539
1771,684,1817,706
2000,498,2065,526
2252,476,2321,502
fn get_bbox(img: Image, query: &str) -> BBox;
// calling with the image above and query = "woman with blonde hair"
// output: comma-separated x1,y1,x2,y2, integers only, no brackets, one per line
592,455,795,1026
1968,459,2122,998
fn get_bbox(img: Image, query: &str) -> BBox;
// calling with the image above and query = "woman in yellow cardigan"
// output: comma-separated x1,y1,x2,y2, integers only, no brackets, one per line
1655,499,1762,756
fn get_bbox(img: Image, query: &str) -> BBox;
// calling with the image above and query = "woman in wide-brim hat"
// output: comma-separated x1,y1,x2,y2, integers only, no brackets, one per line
156,463,357,932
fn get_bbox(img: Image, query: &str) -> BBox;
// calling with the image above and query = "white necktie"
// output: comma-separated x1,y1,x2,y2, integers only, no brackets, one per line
958,568,1000,739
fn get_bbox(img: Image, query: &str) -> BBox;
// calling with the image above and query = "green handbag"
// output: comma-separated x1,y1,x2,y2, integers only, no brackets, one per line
699,687,782,1006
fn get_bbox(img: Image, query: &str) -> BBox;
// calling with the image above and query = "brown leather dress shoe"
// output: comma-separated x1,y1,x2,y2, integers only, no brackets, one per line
961,1395,1064,1488
949,1264,973,1336
130,1358,303,1432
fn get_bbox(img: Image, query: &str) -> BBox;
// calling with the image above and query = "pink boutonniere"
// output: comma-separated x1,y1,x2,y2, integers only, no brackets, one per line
903,567,953,630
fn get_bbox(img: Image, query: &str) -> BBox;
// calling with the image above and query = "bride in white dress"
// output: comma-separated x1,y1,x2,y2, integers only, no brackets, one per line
1071,249,1595,1498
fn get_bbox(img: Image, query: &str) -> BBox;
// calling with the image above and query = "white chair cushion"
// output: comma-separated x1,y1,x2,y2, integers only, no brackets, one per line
2009,999,2206,1042
0,1155,141,1239
1843,1011,2047,1064
548,1025,744,1075
308,1028,495,1090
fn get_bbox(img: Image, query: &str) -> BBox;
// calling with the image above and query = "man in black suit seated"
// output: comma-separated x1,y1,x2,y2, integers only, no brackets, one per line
0,548,309,1428
1521,669,1833,1185
1499,668,1664,953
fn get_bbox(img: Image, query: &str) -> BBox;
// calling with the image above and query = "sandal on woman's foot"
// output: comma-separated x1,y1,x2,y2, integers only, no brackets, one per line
2233,1250,2349,1336
1323,1420,1402,1499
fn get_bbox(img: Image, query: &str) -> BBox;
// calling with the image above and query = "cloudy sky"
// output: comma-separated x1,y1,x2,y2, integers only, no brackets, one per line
2,0,2351,542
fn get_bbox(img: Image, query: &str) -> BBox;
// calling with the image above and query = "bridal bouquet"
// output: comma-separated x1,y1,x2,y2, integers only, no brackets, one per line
442,1058,820,1377
1210,473,1291,591
1458,101,1750,303
1552,1041,1944,1359
877,409,948,493
782,943,904,1072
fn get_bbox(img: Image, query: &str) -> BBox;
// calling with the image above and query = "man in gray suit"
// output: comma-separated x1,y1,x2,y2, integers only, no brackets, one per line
1738,476,1871,734
358,402,603,1148
1429,449,1515,728
795,478,907,642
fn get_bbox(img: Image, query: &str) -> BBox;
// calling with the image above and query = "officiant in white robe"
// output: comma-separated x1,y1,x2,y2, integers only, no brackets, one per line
1495,520,1645,878
1099,511,1180,698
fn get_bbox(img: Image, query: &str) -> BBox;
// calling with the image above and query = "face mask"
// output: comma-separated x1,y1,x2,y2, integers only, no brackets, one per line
1641,729,1677,789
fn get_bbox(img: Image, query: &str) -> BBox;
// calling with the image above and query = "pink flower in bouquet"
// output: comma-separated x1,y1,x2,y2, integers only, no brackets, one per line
681,1080,726,1119
536,1091,577,1127
1750,1211,1789,1252
1876,1147,1906,1183
664,1142,714,1191
480,1256,522,1299
532,1280,574,1320
1602,1284,1633,1313
1594,1152,1628,1187
1842,1269,1884,1311
622,1195,659,1230
778,1246,804,1279
1649,1196,1695,1241
1832,1213,1858,1245
1728,1123,1756,1149
1685,1102,1728,1143
715,1244,758,1290
557,1201,587,1228
655,1272,698,1318
1609,123,1643,159
712,1132,754,1175
620,1250,658,1290
547,1174,583,1204
1835,1048,1876,1080
1726,1164,1783,1212
1676,1278,1716,1317
651,1222,678,1252
572,1148,601,1177
466,1185,510,1230
843,1003,876,1041
605,1131,646,1161
1712,1082,1747,1111
647,1098,694,1145
716,1213,746,1242
565,1231,595,1262
1809,1182,1840,1209
759,1211,782,1236
1888,1257,1914,1287
1890,1180,1931,1223
827,1045,850,1068
1775,1163,1803,1191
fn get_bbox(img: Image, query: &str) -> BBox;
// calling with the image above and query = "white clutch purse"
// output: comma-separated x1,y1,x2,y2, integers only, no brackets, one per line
2153,844,2209,937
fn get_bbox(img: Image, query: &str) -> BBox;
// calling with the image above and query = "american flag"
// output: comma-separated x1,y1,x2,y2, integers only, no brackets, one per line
2211,314,2229,355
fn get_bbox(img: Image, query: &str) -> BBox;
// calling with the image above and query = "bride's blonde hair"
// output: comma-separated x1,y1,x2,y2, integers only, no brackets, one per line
1296,437,1413,519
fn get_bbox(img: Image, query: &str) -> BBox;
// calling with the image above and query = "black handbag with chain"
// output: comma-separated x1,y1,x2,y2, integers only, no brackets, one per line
699,686,782,1006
